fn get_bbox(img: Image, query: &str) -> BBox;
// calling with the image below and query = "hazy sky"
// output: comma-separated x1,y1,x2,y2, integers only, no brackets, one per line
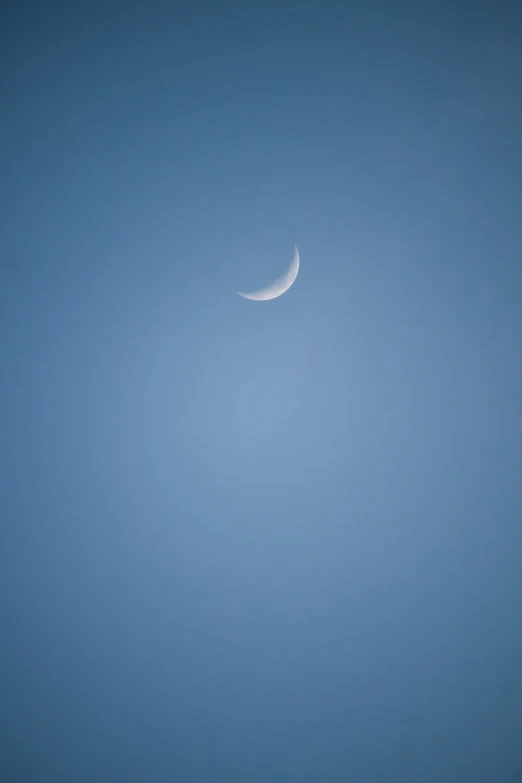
2,2,522,781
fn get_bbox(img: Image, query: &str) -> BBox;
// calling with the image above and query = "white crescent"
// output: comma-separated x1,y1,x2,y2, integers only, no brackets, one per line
237,245,300,301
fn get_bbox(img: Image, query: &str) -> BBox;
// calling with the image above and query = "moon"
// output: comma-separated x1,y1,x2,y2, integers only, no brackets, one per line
237,245,300,301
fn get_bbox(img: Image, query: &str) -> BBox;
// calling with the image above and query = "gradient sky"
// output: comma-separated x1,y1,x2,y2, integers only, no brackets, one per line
2,2,522,781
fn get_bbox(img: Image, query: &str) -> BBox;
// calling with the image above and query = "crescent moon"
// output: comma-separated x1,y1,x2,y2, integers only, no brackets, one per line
237,245,300,301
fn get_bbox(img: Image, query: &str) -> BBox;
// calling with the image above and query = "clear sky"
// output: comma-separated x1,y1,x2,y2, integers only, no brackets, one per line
2,1,522,781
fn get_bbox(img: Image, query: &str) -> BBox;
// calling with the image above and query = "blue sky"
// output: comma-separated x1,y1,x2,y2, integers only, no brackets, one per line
2,2,522,781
